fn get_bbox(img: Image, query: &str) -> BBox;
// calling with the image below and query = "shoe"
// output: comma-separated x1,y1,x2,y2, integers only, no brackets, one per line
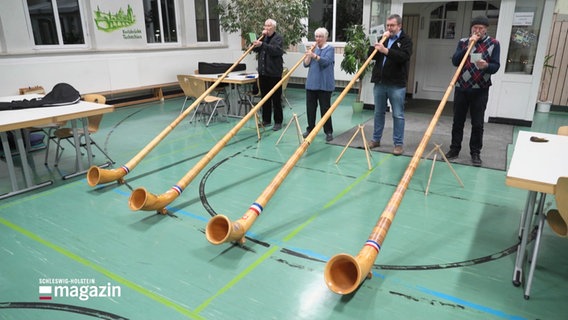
445,149,459,160
272,123,282,131
325,133,333,142
393,145,403,156
471,153,482,167
302,131,310,138
368,140,380,148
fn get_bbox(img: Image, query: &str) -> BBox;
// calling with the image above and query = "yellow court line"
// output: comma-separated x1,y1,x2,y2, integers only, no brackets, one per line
0,217,204,320
195,155,391,313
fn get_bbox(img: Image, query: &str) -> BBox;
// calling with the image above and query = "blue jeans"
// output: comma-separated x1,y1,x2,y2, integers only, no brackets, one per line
372,84,406,146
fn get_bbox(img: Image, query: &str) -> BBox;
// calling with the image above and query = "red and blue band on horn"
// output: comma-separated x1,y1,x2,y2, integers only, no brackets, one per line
249,202,263,216
171,185,183,195
121,166,130,174
364,240,381,252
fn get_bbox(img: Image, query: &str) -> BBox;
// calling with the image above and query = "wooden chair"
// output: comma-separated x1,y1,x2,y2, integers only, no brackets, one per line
240,78,261,116
194,69,230,110
558,126,568,136
524,176,568,299
177,74,226,126
53,94,114,166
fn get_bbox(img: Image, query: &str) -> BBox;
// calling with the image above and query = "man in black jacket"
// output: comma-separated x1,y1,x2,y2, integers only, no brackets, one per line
252,19,285,131
367,14,413,156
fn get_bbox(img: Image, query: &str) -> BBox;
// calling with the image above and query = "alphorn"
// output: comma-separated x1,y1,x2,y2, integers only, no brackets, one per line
128,45,316,214
86,36,264,187
205,35,389,245
324,39,476,294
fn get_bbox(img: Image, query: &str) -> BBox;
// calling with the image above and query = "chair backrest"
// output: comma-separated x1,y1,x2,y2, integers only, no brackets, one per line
19,86,45,95
558,126,568,136
177,74,207,99
547,177,568,237
83,94,107,104
82,94,106,133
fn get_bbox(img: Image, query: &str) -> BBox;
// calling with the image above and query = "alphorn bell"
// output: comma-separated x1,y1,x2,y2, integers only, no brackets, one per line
205,36,388,245
324,39,476,294
85,35,264,187
128,45,316,214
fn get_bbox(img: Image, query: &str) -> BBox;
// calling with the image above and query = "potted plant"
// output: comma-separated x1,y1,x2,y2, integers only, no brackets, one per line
536,54,556,112
340,24,373,112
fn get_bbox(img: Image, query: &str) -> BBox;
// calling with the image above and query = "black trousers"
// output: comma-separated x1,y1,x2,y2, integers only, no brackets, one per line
305,90,333,134
450,87,489,155
259,75,283,125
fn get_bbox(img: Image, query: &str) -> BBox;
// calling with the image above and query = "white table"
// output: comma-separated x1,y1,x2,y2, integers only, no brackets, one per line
0,94,114,198
505,130,568,298
192,72,258,117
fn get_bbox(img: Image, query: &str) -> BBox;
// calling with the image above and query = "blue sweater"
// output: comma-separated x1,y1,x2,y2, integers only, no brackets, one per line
304,45,335,92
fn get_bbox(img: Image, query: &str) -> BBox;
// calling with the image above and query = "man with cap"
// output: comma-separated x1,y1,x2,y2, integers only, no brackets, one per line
445,15,500,167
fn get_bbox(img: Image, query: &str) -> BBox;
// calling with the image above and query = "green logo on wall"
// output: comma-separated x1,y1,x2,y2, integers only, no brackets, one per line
94,5,136,32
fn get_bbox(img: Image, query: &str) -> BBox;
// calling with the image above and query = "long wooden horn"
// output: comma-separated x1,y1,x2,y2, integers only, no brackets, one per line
128,45,315,214
86,35,265,187
205,36,389,245
324,39,476,294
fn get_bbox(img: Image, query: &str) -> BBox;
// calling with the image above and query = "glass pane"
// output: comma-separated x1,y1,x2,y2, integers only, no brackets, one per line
370,0,391,34
57,0,84,44
161,0,177,42
505,0,545,74
194,0,208,41
335,0,363,42
445,2,458,19
27,0,59,45
207,0,220,41
430,5,443,19
308,0,333,41
144,0,162,43
444,21,456,39
429,21,442,39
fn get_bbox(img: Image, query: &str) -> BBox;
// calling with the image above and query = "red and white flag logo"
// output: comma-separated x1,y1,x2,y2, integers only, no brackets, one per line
39,286,52,300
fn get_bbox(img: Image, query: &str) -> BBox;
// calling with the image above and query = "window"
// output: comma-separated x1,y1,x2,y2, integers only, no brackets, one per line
428,2,458,39
195,0,221,42
143,0,178,43
369,0,391,35
26,0,85,46
307,0,363,42
505,0,545,74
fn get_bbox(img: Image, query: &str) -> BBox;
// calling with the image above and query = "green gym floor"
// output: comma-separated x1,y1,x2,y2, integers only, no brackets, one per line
1,87,567,320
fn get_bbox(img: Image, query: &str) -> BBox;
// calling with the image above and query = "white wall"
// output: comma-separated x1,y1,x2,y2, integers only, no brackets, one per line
0,0,253,96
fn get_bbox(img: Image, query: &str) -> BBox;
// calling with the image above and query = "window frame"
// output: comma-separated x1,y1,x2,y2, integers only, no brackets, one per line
307,0,365,43
143,0,180,45
24,0,89,49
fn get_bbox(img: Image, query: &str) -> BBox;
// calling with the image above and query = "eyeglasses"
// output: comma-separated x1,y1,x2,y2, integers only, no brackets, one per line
386,24,399,27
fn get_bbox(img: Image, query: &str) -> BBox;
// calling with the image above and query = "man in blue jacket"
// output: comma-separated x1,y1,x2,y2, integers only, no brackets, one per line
367,14,413,156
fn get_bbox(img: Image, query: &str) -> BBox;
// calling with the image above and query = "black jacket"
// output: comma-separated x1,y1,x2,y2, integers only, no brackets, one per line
253,32,284,77
368,31,413,87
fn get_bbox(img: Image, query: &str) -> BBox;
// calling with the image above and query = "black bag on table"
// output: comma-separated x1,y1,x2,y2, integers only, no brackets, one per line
0,83,80,111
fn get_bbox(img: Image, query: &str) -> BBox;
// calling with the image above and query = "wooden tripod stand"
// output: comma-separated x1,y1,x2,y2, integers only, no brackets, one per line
422,143,464,195
276,113,304,145
335,124,373,170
